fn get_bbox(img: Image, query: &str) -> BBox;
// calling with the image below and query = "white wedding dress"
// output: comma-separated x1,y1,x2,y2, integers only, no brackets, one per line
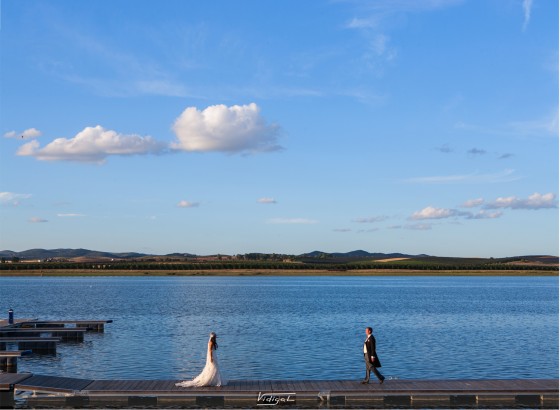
176,342,224,387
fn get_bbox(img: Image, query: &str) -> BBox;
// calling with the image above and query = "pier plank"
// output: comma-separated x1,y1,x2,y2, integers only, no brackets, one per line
0,373,33,391
16,374,93,393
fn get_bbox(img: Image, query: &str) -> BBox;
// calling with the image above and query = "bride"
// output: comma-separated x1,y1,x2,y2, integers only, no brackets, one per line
176,332,224,387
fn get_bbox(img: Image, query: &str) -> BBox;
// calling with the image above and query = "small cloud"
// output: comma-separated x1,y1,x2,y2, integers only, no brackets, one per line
257,197,277,204
345,17,377,29
468,148,486,156
498,153,514,159
436,144,452,153
177,200,200,208
4,128,42,139
0,192,32,206
484,192,558,210
171,103,282,154
29,217,48,223
387,225,402,230
357,228,379,233
333,228,352,232
267,218,318,224
17,125,165,163
402,169,519,184
57,213,85,217
461,198,485,208
404,223,432,230
522,0,533,31
410,206,468,220
352,216,388,223
466,210,503,220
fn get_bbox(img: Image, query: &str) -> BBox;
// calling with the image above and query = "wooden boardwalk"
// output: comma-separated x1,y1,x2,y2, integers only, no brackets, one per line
0,373,557,408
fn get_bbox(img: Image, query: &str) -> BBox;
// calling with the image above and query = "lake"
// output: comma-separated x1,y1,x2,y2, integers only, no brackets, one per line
0,276,557,381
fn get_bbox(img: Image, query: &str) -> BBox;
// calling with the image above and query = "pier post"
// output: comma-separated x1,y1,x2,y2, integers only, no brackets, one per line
0,357,17,373
0,389,14,409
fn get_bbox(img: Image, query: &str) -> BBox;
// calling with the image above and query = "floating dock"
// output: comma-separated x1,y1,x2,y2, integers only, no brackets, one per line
0,373,557,408
0,318,112,372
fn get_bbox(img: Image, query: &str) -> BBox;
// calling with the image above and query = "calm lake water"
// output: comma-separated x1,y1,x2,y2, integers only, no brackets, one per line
1,276,557,381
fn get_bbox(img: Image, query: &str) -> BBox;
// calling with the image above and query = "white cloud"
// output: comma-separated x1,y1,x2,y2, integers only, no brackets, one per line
17,125,165,163
403,169,519,184
334,228,352,232
4,128,42,139
411,203,505,221
484,192,558,210
177,200,200,208
29,217,48,223
461,198,484,208
0,192,32,206
410,206,467,220
57,213,85,217
257,197,277,204
267,218,318,224
171,103,281,154
522,0,533,31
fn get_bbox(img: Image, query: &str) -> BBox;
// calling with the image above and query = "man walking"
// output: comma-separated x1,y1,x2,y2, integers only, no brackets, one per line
362,327,385,384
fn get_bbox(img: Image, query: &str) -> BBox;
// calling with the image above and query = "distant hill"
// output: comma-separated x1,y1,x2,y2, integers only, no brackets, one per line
0,248,148,261
0,248,557,265
300,250,425,259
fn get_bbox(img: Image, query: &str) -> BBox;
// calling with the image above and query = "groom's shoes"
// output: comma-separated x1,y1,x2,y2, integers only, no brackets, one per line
379,378,385,385
361,380,369,384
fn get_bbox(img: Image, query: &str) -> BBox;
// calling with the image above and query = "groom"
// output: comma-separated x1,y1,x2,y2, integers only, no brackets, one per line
362,327,385,384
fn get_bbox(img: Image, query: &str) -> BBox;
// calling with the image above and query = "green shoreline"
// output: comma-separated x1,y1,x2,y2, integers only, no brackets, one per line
1,269,557,277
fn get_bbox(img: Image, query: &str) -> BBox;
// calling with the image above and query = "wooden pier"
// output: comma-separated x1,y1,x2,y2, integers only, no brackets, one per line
0,373,557,408
0,319,112,372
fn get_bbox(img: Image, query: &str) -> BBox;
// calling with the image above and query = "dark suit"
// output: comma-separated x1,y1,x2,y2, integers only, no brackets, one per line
363,334,384,382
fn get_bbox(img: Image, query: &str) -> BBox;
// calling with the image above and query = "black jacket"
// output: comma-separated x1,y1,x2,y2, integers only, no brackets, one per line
364,335,382,367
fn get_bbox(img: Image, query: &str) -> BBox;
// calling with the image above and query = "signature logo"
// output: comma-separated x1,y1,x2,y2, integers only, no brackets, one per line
257,392,296,406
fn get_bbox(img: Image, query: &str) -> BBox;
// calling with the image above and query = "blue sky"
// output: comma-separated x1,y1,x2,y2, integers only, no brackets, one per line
1,0,558,257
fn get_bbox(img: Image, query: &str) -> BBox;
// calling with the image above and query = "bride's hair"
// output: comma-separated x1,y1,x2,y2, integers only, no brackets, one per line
209,332,218,349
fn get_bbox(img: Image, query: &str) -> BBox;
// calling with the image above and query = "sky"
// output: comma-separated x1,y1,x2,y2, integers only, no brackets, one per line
0,0,558,258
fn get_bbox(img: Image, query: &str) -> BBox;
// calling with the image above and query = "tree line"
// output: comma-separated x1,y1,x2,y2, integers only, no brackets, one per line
0,261,556,271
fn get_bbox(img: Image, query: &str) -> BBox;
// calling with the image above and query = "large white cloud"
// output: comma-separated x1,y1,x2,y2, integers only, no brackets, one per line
485,192,557,210
17,125,165,163
171,103,281,153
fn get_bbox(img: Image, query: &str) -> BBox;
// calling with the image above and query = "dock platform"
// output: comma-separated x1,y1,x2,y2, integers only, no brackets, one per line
0,373,557,408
